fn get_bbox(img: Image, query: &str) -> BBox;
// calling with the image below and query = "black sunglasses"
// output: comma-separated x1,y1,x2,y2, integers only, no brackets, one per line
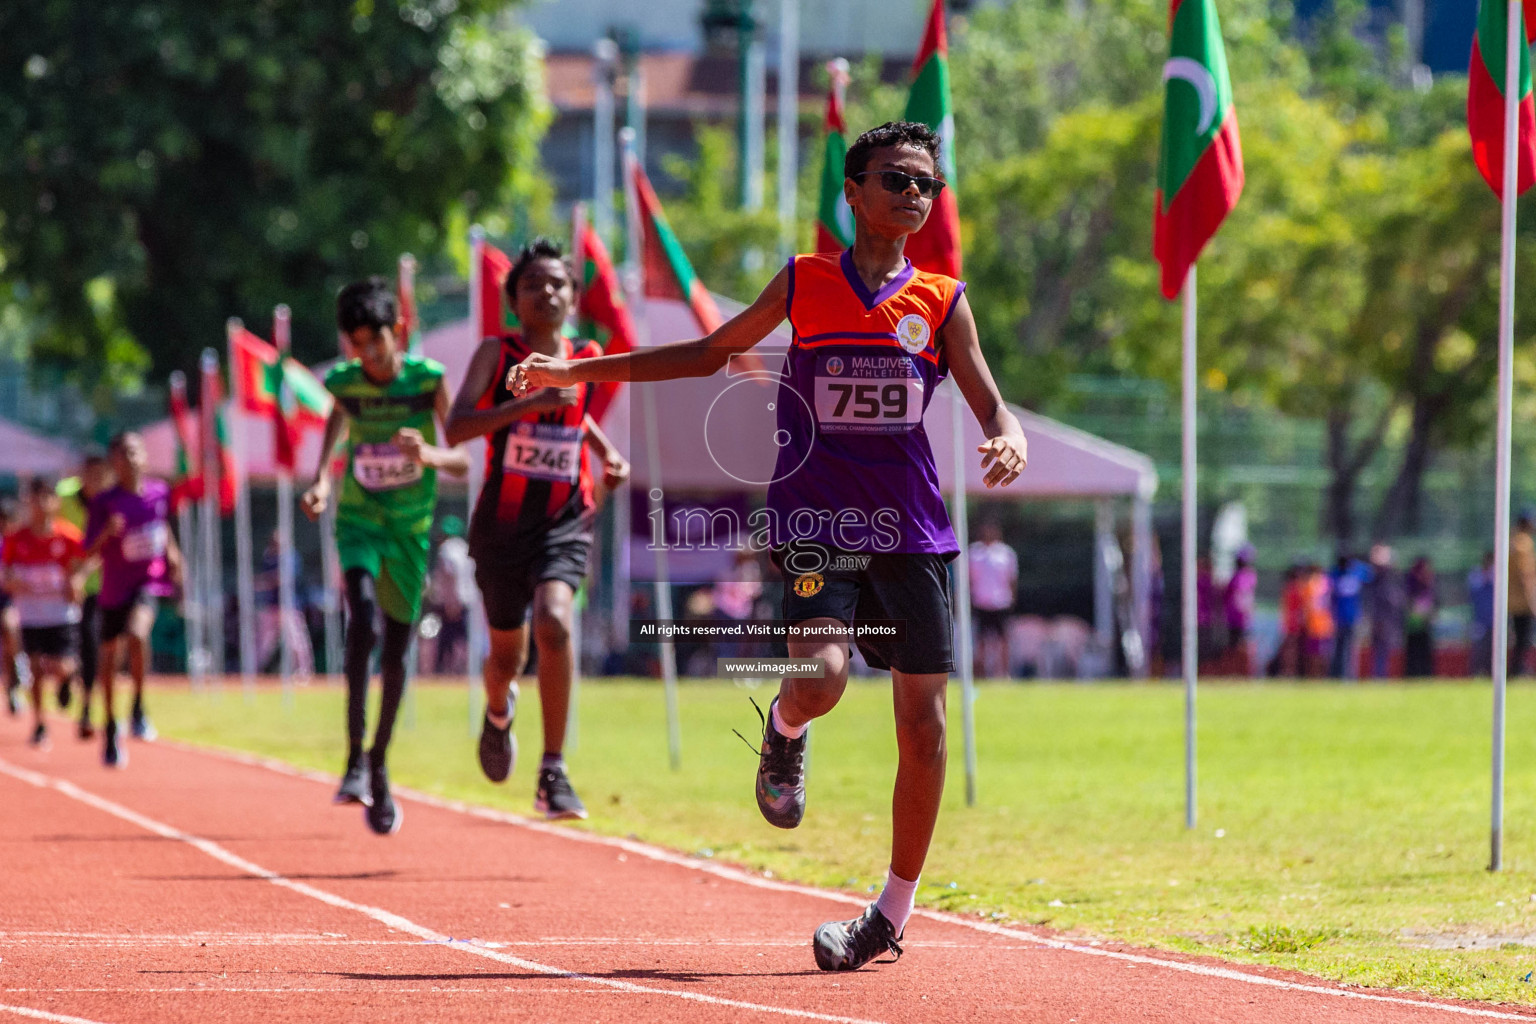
851,170,947,199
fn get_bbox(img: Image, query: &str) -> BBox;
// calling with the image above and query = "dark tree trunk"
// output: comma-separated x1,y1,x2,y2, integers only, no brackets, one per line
1374,398,1441,539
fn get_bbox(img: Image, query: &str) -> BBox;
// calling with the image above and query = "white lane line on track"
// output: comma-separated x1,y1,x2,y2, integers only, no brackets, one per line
170,740,1536,1023
0,758,882,1024
0,1004,113,1024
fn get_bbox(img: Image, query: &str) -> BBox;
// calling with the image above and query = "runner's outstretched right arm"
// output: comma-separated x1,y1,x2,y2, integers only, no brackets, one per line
444,338,579,446
510,268,789,394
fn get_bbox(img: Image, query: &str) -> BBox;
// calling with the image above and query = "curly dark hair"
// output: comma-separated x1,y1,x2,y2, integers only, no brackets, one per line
504,237,571,302
336,276,399,334
843,121,942,180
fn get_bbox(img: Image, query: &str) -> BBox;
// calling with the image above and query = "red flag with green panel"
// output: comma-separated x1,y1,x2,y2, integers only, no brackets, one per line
902,0,962,278
816,59,855,253
627,154,724,334
573,211,637,425
1153,0,1245,300
1469,0,1536,198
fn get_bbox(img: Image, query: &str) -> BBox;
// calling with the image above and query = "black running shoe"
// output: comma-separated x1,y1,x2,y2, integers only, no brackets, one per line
102,721,126,769
130,706,156,742
78,714,95,741
57,677,72,711
812,904,904,972
753,698,807,829
478,691,517,783
534,763,587,820
30,723,49,750
333,751,372,806
365,761,402,835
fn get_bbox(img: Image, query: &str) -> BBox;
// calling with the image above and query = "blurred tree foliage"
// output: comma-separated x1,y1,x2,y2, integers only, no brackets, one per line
672,0,1521,546
0,0,550,397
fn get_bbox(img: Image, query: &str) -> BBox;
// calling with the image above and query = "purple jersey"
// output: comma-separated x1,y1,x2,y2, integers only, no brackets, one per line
767,252,966,554
87,479,174,607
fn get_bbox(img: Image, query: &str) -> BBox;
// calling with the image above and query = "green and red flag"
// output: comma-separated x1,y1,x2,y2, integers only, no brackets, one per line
1469,0,1536,198
903,0,962,278
475,240,514,339
229,327,330,427
398,253,419,354
816,59,855,253
194,362,238,516
626,150,724,333
1153,0,1244,300
169,373,202,511
573,206,637,424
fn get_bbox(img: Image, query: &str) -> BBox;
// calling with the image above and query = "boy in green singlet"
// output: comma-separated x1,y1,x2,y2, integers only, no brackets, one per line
302,277,469,835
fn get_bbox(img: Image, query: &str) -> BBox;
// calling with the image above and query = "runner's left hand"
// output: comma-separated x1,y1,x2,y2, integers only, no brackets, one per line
978,434,1027,488
603,453,631,489
394,428,427,465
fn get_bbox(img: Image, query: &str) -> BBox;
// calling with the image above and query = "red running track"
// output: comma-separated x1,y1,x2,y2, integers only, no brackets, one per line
2,716,1535,1024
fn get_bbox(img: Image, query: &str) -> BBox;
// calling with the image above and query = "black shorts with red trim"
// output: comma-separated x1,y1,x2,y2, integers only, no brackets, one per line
772,541,955,675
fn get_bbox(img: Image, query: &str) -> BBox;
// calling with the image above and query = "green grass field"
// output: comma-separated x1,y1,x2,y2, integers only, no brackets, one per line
148,677,1536,1005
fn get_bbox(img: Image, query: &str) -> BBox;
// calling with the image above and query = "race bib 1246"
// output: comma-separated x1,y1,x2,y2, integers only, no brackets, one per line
504,422,583,482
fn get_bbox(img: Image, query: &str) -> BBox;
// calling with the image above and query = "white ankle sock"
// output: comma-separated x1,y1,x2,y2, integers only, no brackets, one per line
487,698,511,729
770,700,807,740
874,868,919,936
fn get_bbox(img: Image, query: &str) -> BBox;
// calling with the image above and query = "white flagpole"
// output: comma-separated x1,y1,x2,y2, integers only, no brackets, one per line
225,321,258,698
274,305,298,708
950,381,977,807
1490,0,1522,873
199,349,226,694
776,0,800,262
1181,265,1198,831
593,39,619,248
466,224,487,735
622,126,682,770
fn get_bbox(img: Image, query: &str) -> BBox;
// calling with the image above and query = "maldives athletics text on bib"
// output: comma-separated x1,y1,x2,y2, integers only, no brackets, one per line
324,354,445,533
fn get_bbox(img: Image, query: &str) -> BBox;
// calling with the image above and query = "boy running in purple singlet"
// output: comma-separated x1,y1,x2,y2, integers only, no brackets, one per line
86,431,182,768
512,122,1027,971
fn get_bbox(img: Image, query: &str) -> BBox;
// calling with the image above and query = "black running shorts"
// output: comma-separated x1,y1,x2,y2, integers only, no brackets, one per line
772,541,955,675
473,537,593,632
21,624,77,659
99,592,155,643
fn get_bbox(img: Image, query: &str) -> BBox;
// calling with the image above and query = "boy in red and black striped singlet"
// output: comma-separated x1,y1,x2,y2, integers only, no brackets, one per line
446,239,630,822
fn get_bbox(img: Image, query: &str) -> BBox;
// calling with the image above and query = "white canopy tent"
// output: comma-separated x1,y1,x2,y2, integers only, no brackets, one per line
0,418,78,477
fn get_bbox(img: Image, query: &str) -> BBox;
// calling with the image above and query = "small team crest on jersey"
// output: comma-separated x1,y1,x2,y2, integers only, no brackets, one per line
824,356,845,376
793,572,825,598
896,314,931,354
515,422,534,436
50,540,64,557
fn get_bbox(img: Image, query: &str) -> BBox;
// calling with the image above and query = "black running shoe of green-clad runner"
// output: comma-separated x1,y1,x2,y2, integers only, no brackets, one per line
365,761,402,835
334,751,371,806
30,723,48,750
478,689,517,783
534,763,587,820
813,904,903,972
57,677,71,711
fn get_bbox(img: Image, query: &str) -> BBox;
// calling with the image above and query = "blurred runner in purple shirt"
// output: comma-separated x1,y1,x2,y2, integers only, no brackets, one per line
84,431,181,767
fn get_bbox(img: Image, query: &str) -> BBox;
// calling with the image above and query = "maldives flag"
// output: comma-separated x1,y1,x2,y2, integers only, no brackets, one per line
476,240,514,339
398,253,419,354
1469,0,1536,198
903,0,962,278
573,206,637,424
229,328,331,427
816,59,855,253
169,373,203,511
196,365,238,516
1153,0,1244,300
626,151,724,334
